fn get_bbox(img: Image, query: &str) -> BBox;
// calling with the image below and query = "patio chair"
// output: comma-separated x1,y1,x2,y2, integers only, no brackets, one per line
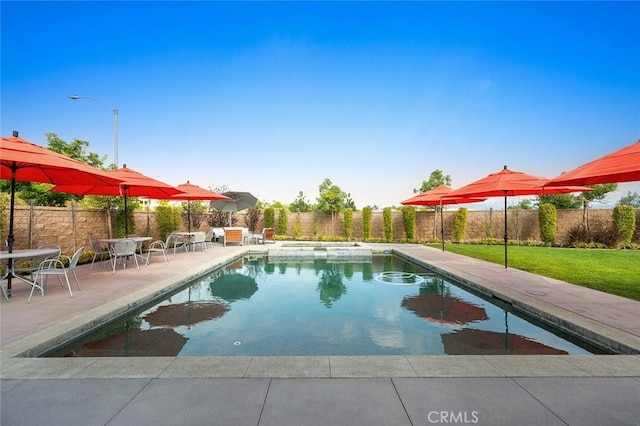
13,244,62,279
111,239,139,273
223,228,243,246
168,232,189,254
211,227,225,244
145,235,170,265
30,246,84,303
126,234,147,263
191,231,208,252
254,228,275,244
204,228,215,249
89,238,111,270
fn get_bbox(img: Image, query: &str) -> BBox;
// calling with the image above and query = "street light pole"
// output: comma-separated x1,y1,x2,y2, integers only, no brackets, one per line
69,95,119,167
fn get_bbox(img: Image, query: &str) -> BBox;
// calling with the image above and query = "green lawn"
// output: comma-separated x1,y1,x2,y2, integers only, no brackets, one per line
426,244,640,301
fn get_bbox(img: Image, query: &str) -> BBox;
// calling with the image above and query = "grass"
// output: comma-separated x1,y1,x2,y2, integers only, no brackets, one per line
426,244,640,301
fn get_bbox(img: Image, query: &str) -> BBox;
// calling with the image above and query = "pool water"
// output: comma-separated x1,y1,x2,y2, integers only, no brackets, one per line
50,255,605,357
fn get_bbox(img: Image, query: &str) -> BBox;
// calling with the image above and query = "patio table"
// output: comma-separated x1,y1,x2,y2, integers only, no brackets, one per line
1,247,61,301
171,232,202,252
99,237,152,266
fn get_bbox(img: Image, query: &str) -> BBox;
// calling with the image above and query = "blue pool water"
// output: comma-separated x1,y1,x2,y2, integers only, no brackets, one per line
51,255,605,357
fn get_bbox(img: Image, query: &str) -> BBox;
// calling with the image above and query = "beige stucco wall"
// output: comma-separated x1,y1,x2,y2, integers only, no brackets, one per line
2,205,637,256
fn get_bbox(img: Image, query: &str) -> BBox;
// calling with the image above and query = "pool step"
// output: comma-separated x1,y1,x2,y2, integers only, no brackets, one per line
267,247,372,261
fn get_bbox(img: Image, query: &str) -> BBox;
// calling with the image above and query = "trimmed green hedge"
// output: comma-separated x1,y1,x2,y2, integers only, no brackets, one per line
453,208,468,243
362,206,372,240
538,203,557,246
613,204,636,246
383,207,393,242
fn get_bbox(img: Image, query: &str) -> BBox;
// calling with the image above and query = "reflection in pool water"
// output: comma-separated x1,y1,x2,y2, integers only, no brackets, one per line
51,255,606,357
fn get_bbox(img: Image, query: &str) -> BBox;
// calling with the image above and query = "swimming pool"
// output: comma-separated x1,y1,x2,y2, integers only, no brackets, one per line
49,254,606,357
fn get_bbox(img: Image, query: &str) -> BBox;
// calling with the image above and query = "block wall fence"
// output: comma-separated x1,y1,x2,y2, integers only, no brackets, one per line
2,205,638,255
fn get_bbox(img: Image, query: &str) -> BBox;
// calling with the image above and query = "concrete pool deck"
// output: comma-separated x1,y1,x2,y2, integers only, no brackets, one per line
1,242,639,425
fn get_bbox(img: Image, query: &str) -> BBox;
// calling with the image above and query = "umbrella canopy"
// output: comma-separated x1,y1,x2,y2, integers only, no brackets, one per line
401,293,488,326
400,185,486,206
81,328,188,357
401,185,487,251
210,191,258,226
168,181,229,232
143,301,229,329
209,272,258,302
170,181,229,201
52,165,182,235
447,166,592,267
441,328,569,355
546,140,640,186
1,133,124,295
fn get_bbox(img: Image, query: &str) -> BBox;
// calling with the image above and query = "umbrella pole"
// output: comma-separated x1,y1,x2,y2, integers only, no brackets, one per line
124,190,129,236
187,200,191,233
503,194,508,268
440,199,445,252
6,163,17,297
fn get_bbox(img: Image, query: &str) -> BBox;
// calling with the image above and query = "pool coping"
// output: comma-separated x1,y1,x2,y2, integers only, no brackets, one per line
2,242,640,379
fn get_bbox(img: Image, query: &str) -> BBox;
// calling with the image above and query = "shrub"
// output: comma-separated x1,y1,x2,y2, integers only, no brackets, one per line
362,206,372,241
264,207,275,228
453,208,468,243
592,225,623,249
565,224,589,247
312,212,319,238
343,209,353,240
293,213,302,239
538,203,557,246
613,205,636,246
383,207,393,242
209,209,231,227
244,207,261,233
277,208,288,236
402,206,416,240
155,202,181,239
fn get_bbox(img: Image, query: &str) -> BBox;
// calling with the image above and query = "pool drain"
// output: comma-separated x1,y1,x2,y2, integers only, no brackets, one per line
234,341,241,346
374,271,424,286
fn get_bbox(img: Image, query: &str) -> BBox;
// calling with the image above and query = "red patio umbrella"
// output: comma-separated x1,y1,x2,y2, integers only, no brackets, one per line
81,328,188,357
143,301,229,329
168,181,229,232
1,133,124,295
546,140,640,186
401,293,488,326
447,166,592,268
51,165,183,235
441,328,569,355
401,185,487,251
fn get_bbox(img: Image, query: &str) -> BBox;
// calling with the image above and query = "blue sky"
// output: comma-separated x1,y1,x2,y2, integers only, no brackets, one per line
2,1,639,209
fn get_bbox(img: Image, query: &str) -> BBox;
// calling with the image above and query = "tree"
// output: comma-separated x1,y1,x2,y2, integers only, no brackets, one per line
537,193,582,210
414,169,452,194
414,169,452,238
344,193,357,211
290,191,312,212
46,132,108,169
316,178,347,236
510,199,534,210
579,184,618,233
617,191,640,208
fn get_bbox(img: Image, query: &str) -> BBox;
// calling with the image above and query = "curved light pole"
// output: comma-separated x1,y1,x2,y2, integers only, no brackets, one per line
69,95,119,167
